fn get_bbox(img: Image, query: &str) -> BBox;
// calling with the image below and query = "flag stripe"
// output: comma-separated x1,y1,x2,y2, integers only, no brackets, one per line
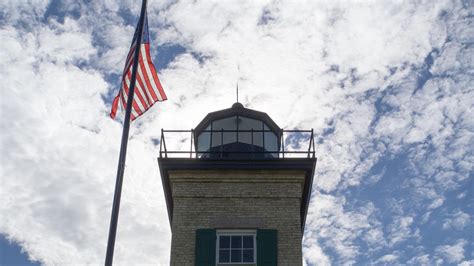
138,52,160,101
122,45,136,79
135,70,155,104
124,75,147,112
110,95,120,119
120,85,140,118
143,44,167,100
141,45,165,101
137,63,159,102
126,71,150,108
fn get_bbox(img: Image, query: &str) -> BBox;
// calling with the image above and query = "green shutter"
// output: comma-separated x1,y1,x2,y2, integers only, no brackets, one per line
195,229,216,266
257,229,278,266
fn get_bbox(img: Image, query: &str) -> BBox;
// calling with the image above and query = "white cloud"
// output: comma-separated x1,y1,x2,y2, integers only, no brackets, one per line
0,0,51,24
456,191,468,199
406,254,431,265
427,197,445,210
458,260,474,266
435,239,467,264
37,18,96,63
304,193,381,262
303,241,331,266
375,253,399,264
387,216,416,246
442,209,470,231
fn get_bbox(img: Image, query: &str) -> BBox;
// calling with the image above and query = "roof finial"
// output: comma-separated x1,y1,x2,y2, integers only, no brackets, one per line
236,82,239,103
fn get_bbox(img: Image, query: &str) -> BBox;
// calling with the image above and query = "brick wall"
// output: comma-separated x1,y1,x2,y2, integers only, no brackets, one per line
168,170,305,265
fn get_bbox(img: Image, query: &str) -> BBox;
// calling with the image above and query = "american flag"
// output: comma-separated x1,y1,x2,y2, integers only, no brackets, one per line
110,12,167,121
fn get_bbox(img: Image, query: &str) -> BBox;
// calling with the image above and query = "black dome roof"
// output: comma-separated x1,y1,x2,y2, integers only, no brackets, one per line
194,102,281,135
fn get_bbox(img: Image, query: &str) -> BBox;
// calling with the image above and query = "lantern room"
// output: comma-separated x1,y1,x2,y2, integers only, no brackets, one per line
194,102,281,159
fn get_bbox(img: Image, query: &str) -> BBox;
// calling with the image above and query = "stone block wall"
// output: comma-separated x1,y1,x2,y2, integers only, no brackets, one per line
168,170,305,265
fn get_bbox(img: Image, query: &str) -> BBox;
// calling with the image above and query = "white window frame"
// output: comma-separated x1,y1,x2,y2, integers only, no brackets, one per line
216,229,256,265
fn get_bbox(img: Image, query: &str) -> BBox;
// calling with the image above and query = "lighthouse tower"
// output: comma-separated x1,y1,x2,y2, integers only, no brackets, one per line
158,103,316,266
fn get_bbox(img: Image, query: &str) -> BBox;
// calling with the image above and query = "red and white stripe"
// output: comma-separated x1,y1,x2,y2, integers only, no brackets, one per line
110,43,167,121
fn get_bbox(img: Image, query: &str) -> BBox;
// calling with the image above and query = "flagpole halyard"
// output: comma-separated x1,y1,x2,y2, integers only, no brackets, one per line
105,0,148,265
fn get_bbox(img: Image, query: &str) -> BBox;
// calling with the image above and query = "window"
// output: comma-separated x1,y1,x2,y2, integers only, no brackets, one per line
195,229,277,266
237,116,263,146
211,117,237,147
197,125,211,153
216,230,256,265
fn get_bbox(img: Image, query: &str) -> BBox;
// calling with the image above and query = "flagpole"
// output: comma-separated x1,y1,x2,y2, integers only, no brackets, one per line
105,0,147,265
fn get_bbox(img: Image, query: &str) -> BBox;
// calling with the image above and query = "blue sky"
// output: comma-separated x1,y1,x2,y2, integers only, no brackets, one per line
0,0,472,265
0,235,40,266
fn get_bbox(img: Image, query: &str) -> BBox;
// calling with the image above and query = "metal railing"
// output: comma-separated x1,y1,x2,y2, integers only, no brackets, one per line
159,129,316,159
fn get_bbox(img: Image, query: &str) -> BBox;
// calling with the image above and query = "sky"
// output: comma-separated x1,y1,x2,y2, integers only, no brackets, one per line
0,0,472,265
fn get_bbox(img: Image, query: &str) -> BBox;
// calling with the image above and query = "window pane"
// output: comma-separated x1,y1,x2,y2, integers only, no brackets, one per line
223,132,236,145
243,236,253,248
211,117,237,146
219,236,230,249
239,131,251,144
264,131,278,158
231,236,242,248
238,117,263,146
264,132,278,151
197,125,211,152
243,249,254,262
231,249,242,263
211,131,221,147
219,250,230,263
252,131,263,146
213,117,237,130
238,117,261,130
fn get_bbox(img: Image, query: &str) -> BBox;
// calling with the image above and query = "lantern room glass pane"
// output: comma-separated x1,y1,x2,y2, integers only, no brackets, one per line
263,124,278,157
238,116,263,146
197,125,210,152
264,131,278,152
211,116,237,147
